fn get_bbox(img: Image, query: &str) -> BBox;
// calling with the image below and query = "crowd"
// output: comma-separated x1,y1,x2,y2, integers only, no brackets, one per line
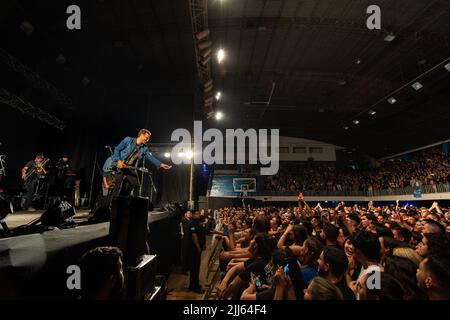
265,146,450,193
213,196,450,300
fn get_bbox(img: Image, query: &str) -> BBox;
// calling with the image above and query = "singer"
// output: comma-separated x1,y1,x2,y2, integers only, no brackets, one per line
103,129,171,198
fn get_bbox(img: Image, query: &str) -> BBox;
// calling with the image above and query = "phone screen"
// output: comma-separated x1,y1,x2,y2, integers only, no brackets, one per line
252,272,262,289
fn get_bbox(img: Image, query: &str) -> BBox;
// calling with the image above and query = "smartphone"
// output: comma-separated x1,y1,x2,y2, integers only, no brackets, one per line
251,272,262,289
283,264,290,275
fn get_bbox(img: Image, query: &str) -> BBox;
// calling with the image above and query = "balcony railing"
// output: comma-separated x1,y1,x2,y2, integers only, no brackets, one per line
257,183,450,197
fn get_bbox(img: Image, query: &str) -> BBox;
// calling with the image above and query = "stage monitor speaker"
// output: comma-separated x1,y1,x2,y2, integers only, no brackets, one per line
40,199,75,227
109,196,153,266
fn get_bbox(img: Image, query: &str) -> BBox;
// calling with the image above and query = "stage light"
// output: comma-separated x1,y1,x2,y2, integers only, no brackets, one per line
20,20,34,35
411,82,423,91
445,62,450,72
186,151,193,159
384,33,396,42
387,97,397,105
196,29,210,41
215,92,221,101
343,126,349,130
178,152,185,157
217,49,225,64
355,59,361,65
353,120,359,125
215,112,223,120
164,152,170,158
338,79,346,86
368,110,376,115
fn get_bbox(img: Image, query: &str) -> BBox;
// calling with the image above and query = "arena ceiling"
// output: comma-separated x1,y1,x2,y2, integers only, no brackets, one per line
1,0,449,158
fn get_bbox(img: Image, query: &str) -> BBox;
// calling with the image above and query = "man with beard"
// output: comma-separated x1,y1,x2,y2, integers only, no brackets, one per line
317,246,355,300
79,246,125,300
416,251,450,300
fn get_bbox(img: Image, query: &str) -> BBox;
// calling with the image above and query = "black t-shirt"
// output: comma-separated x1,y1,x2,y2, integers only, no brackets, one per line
335,278,356,300
25,160,40,180
239,257,270,284
181,217,191,241
189,219,206,249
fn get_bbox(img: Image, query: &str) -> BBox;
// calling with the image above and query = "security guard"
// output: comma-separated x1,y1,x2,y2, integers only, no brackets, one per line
188,210,206,293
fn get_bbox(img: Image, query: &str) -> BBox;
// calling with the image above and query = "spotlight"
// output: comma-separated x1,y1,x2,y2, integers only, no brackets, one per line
186,151,193,159
355,59,361,65
215,112,223,120
387,97,397,105
215,92,221,101
384,33,396,42
445,62,450,72
411,82,423,91
353,120,359,125
338,79,346,86
217,49,225,64
19,20,34,35
368,110,376,115
164,152,170,158
178,152,185,157
343,126,349,130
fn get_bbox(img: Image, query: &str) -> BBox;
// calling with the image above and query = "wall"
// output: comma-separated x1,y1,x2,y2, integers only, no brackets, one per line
278,136,336,162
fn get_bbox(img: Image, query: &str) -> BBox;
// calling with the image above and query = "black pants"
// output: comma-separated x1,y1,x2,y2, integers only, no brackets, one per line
189,248,202,289
112,170,139,197
24,178,43,209
181,238,191,272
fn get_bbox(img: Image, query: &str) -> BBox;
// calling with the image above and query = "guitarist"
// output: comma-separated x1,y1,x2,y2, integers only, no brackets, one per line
21,153,48,211
103,129,171,198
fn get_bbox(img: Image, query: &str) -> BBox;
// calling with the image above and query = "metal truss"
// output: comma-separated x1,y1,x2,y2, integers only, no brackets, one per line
0,88,66,130
188,0,213,116
0,48,73,109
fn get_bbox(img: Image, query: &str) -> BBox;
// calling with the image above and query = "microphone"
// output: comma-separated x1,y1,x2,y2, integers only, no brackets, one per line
104,145,112,149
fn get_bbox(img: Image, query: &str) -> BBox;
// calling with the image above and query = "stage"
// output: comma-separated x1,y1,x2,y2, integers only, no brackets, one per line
2,209,90,230
0,205,185,299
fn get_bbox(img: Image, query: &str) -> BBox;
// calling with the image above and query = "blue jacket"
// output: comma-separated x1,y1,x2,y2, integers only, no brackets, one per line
103,137,161,172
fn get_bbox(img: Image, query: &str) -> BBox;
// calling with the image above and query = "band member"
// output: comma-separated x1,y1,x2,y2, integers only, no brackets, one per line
103,129,171,197
21,153,48,211
54,154,71,198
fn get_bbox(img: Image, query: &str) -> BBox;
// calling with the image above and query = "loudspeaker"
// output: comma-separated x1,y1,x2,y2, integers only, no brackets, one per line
88,195,112,222
40,199,75,227
109,196,153,266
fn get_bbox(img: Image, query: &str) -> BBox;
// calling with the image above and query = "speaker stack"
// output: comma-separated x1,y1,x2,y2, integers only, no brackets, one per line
109,196,161,299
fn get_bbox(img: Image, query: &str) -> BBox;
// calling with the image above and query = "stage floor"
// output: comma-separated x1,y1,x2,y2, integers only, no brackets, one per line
2,209,91,229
